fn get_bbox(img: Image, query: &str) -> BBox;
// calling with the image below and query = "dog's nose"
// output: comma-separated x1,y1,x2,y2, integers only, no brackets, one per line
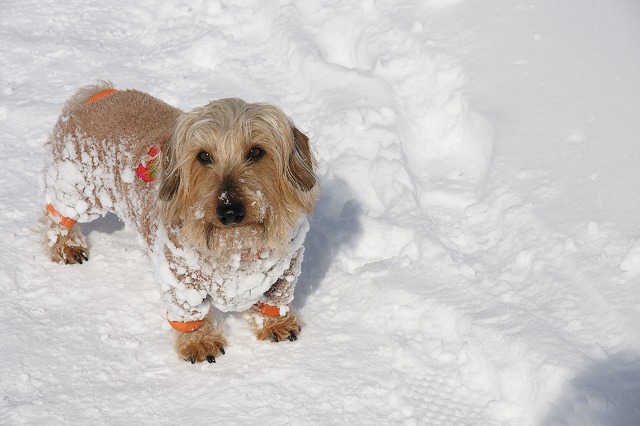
216,203,245,226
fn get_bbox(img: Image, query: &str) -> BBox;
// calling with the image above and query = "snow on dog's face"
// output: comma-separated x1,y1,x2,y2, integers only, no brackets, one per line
159,98,316,258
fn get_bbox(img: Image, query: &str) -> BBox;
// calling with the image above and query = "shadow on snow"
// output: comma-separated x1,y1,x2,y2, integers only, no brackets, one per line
295,174,363,309
543,354,640,426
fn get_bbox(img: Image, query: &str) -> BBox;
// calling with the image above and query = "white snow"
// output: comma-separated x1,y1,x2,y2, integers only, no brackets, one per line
621,239,640,276
2,0,640,425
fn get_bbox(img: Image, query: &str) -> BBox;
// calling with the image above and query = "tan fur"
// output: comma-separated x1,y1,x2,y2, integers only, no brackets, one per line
43,83,317,363
175,315,227,363
250,311,303,342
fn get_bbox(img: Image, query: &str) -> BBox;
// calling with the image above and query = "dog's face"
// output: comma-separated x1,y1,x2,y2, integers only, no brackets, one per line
158,98,316,258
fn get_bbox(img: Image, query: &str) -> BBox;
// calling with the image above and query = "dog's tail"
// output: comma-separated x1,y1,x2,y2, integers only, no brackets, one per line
61,80,115,116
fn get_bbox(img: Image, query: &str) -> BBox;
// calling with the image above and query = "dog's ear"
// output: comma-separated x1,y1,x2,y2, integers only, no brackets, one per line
158,134,181,202
287,127,316,191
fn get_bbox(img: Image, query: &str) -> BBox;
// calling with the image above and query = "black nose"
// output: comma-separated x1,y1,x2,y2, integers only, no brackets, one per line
216,203,245,226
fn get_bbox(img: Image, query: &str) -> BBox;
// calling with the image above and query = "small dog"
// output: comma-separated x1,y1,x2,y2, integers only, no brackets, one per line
42,82,317,363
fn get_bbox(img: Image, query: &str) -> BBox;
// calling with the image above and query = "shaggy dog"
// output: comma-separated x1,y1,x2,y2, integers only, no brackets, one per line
42,82,317,363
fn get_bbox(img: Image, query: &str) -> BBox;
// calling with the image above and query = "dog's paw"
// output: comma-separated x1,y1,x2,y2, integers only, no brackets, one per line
251,311,302,343
175,320,227,364
60,245,89,265
179,338,226,364
50,234,89,265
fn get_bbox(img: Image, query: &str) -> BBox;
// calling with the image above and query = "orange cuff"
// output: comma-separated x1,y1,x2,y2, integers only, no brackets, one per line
46,204,77,228
85,88,118,104
168,319,204,333
254,303,289,317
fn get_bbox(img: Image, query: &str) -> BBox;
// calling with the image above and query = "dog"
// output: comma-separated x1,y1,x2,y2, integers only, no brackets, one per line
41,82,317,363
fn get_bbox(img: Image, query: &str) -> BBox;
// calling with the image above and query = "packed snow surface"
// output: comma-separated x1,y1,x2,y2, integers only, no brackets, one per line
1,0,640,425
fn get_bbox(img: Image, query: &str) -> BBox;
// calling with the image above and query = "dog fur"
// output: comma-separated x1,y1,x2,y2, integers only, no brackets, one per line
42,82,317,363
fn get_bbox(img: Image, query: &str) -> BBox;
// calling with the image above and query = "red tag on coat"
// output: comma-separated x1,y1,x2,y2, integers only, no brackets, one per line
136,146,160,183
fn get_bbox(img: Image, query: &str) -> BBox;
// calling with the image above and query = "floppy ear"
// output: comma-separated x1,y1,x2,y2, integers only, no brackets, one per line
287,127,316,191
158,133,181,202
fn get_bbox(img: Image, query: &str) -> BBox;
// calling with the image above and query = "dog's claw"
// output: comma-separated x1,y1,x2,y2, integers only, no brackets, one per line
288,331,297,341
206,355,216,363
81,253,89,261
74,254,83,264
272,332,280,342
189,356,196,364
220,347,225,355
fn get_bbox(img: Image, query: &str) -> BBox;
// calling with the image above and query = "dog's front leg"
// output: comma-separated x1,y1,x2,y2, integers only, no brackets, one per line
175,314,226,364
248,272,303,343
249,306,303,343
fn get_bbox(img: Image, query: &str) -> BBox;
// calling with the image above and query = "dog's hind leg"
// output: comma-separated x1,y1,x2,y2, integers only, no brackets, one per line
41,207,89,265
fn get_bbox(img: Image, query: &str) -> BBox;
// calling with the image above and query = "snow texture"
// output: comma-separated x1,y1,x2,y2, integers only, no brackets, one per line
2,0,640,425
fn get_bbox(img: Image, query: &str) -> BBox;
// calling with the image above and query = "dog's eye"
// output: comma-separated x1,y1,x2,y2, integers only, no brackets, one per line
247,147,264,161
197,151,213,165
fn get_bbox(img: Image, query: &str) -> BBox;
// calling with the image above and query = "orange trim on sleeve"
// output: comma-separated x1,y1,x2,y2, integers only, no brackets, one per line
85,88,118,104
46,203,77,228
254,303,288,317
168,319,204,333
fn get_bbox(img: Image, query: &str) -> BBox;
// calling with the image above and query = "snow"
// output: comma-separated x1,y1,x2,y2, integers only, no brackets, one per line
621,239,640,276
1,0,640,425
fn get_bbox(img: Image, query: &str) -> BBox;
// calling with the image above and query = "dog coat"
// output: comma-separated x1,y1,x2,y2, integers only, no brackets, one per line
44,88,306,331
155,218,308,324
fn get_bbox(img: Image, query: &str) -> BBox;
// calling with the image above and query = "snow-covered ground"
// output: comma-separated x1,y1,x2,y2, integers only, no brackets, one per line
2,0,640,424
